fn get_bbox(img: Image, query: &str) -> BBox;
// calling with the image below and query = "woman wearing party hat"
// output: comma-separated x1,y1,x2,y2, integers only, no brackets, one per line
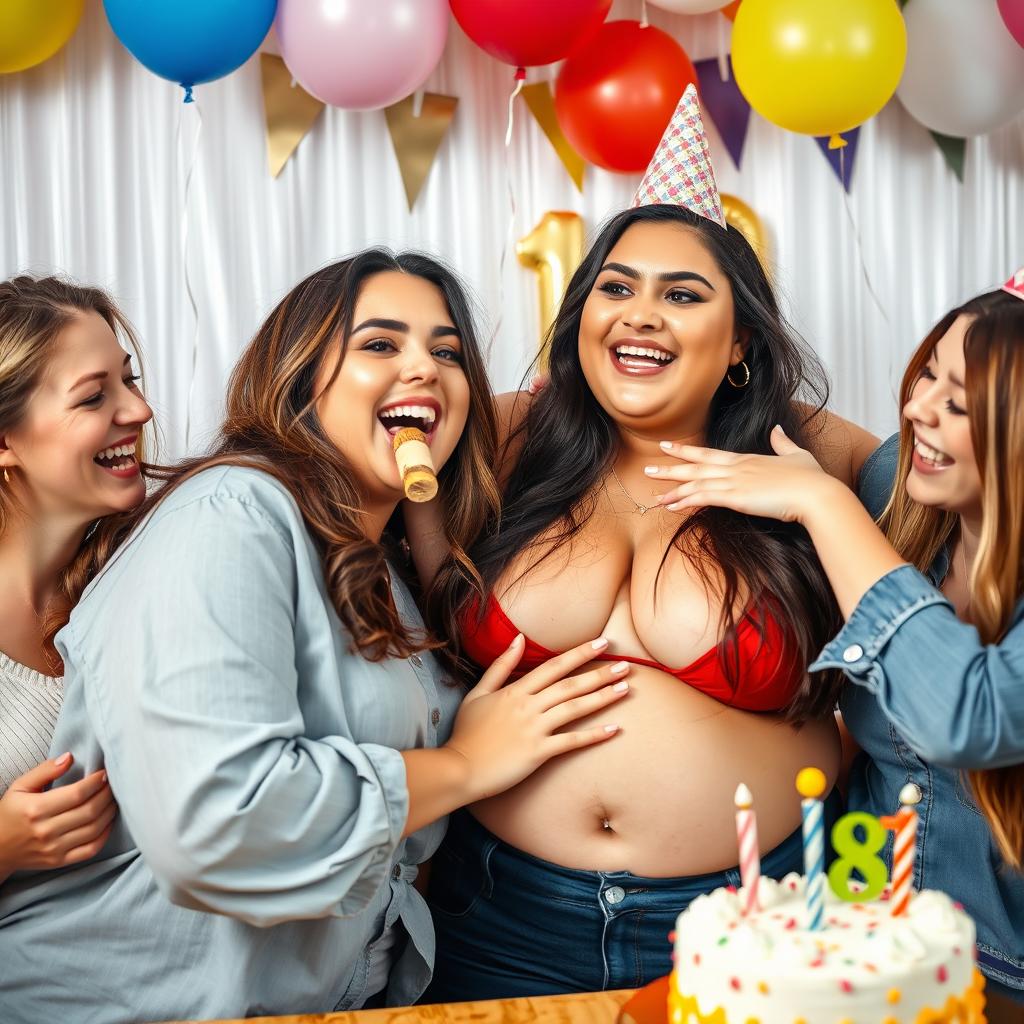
648,274,1024,1006
424,86,878,1001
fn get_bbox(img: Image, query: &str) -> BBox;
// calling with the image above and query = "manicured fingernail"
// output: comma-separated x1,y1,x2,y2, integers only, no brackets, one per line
667,502,682,511
592,637,609,650
610,661,629,674
659,441,673,450
100,771,107,784
509,633,524,649
612,680,630,692
55,752,71,767
603,724,620,734
644,466,658,475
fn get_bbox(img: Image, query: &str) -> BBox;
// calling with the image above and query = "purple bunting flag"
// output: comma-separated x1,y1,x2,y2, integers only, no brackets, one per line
814,127,861,193
694,56,751,171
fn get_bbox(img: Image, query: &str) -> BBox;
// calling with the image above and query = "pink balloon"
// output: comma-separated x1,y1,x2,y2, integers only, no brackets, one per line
999,0,1024,48
276,0,449,110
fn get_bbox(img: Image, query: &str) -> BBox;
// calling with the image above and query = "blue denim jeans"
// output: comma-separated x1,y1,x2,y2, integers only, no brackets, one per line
425,792,843,1002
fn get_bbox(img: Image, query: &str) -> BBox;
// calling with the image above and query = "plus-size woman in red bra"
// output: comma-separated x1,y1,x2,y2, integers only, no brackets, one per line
417,90,877,998
422,199,878,1001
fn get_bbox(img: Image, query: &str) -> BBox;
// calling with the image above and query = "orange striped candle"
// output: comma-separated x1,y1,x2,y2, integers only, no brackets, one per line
880,783,922,917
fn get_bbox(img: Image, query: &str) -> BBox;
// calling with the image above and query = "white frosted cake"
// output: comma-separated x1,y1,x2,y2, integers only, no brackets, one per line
668,874,986,1024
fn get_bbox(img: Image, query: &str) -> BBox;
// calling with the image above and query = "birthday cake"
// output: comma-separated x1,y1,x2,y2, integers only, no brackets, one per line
668,874,985,1024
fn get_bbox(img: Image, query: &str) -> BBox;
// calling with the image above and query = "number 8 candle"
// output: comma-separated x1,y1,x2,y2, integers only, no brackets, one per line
734,783,760,915
796,767,826,931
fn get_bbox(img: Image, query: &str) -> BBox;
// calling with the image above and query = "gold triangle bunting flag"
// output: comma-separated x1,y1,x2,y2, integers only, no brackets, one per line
522,82,585,193
260,54,325,179
384,93,459,211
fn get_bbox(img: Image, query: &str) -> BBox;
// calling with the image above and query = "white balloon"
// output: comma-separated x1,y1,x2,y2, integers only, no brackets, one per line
897,0,1024,137
647,1,727,13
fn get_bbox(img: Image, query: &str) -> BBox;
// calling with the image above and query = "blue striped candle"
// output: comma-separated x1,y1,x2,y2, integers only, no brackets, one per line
796,767,827,931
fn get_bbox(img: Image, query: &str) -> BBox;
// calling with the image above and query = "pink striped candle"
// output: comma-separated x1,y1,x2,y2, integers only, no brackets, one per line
734,782,761,915
880,783,922,917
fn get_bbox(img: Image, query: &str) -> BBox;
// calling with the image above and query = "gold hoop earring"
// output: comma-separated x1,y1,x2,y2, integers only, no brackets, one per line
2,469,8,484
726,360,750,389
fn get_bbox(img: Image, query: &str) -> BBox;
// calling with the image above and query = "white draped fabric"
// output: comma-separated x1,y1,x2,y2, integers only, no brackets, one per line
1,1,1022,457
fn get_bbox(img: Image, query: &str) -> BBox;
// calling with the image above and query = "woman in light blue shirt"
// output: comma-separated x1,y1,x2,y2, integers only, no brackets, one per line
0,250,632,1023
646,282,1024,1005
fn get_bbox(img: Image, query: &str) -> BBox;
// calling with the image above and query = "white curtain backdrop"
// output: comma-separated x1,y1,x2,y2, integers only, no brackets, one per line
2,0,1022,458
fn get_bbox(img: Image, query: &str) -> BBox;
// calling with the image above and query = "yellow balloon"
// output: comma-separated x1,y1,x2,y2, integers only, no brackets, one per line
517,211,585,356
732,0,906,143
0,0,85,75
722,194,768,268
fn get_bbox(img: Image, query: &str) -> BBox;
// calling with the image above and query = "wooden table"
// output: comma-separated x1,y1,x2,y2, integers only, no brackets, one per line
162,990,635,1024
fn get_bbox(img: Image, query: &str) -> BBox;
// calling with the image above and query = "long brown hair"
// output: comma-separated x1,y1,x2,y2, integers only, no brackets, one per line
880,289,1024,867
62,251,500,664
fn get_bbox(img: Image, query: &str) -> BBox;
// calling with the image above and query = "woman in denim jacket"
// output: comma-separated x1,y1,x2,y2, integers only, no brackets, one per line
645,280,1024,1006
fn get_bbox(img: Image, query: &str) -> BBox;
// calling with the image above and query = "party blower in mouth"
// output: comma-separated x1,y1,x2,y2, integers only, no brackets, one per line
392,427,438,502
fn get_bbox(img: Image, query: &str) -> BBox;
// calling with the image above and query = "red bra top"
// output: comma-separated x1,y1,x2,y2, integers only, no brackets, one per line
459,595,801,712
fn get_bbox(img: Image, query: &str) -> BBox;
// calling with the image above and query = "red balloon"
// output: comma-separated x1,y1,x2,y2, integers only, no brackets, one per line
555,21,697,174
722,1,742,20
450,0,611,68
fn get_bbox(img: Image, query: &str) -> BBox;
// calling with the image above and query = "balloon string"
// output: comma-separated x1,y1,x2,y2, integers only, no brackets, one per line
175,98,203,452
490,71,525,363
504,68,526,147
839,153,892,332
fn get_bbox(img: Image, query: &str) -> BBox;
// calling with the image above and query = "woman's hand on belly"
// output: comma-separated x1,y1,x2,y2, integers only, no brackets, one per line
471,664,841,877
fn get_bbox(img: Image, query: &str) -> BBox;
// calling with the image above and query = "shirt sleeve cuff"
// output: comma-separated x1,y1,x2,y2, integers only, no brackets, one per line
361,742,410,848
809,564,948,688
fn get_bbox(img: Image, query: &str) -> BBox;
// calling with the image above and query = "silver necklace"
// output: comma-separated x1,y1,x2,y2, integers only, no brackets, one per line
610,466,650,515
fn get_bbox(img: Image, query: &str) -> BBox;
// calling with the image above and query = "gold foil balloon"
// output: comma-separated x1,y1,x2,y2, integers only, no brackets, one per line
721,194,769,267
517,211,585,349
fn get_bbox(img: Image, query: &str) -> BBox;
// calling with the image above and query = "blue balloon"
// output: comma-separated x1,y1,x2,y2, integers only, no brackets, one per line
104,0,277,99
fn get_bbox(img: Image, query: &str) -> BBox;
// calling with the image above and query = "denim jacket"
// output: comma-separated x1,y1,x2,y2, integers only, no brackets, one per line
810,434,1024,993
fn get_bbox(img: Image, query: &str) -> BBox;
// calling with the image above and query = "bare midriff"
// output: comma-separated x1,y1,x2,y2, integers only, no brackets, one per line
469,489,841,879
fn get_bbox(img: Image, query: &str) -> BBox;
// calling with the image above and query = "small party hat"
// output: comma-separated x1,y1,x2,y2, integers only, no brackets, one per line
1001,267,1024,302
631,83,725,229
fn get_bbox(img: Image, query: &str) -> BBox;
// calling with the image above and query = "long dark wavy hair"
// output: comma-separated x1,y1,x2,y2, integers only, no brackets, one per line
469,204,842,723
56,250,500,665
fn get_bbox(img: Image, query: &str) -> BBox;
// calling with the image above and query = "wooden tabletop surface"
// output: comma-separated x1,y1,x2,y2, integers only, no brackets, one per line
161,989,636,1024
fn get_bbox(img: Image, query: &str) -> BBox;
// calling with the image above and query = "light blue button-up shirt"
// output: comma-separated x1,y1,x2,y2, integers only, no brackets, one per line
0,466,462,1023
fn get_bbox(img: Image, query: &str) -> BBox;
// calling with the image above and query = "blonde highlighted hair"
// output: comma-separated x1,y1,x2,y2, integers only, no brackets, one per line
879,289,1024,868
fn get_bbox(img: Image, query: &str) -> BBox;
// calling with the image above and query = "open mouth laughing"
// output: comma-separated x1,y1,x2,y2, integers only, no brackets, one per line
376,398,441,441
610,342,677,376
93,436,139,477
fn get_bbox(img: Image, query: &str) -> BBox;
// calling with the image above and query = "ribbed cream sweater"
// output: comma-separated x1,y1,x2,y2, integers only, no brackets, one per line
0,650,62,793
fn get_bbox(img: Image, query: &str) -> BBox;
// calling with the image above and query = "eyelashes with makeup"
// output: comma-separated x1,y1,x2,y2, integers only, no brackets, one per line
918,366,966,415
596,281,700,304
79,375,143,408
359,338,463,363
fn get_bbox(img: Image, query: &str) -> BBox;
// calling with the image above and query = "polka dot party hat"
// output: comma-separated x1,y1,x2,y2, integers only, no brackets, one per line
1002,266,1024,301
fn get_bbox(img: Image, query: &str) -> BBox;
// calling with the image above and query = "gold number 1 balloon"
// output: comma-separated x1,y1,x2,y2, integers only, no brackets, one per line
517,211,585,354
721,193,769,268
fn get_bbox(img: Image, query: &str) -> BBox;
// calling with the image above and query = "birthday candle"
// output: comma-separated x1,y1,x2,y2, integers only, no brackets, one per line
881,783,922,917
734,783,760,915
796,767,827,931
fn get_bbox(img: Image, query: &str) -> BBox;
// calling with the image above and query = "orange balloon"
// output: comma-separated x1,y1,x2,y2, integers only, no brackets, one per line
721,1,741,20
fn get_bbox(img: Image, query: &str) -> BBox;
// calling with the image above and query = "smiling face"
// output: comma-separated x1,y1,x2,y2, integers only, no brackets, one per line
314,270,471,509
0,310,152,524
577,220,746,440
903,314,982,520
